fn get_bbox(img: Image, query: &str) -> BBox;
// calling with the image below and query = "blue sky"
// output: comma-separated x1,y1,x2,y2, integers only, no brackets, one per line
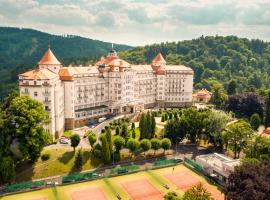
0,0,270,46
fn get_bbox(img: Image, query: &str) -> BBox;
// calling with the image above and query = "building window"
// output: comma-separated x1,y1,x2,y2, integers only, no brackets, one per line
34,81,37,85
34,92,38,97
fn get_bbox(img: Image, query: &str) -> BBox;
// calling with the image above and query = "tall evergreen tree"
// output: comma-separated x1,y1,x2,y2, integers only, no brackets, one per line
150,114,156,138
139,113,146,139
264,91,270,127
146,112,152,138
101,135,111,163
227,80,237,95
105,128,112,155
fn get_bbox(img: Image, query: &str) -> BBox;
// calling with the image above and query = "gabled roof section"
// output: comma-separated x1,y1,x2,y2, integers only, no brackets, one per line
38,48,61,65
152,53,166,64
20,68,58,80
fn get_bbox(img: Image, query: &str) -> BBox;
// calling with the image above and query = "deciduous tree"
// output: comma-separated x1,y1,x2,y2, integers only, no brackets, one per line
250,113,261,130
226,160,270,200
140,139,151,155
161,138,171,154
70,134,80,151
6,95,51,162
113,135,125,152
222,120,253,158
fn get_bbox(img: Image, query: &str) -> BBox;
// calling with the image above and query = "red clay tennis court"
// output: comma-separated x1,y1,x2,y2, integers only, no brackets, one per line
165,171,200,191
121,179,163,200
71,187,107,200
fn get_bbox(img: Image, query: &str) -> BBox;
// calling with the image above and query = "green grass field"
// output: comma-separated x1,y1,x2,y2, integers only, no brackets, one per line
2,165,224,200
15,147,102,182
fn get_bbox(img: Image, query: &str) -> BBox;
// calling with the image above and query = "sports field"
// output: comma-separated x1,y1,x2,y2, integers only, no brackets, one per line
1,165,224,200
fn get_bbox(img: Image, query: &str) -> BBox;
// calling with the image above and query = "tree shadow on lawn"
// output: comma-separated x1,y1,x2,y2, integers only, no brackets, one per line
68,150,102,174
58,150,75,164
15,160,34,183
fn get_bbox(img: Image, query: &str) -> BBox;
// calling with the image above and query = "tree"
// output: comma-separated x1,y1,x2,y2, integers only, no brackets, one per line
101,135,111,163
150,114,156,138
165,119,186,143
227,80,237,95
250,113,261,130
146,111,152,138
161,138,171,154
161,115,165,122
106,128,113,155
127,138,139,152
226,160,270,200
131,122,135,130
225,93,264,119
113,136,125,152
139,113,147,139
210,83,227,108
203,110,233,149
0,156,15,184
264,91,270,127
121,123,128,139
115,126,120,135
222,120,253,158
244,135,270,160
70,134,80,151
74,149,83,170
88,132,97,148
151,138,161,154
6,95,51,162
182,183,213,200
140,139,151,155
132,128,136,139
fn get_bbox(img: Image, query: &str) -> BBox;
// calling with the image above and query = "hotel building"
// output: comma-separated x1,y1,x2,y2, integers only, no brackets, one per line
19,48,193,138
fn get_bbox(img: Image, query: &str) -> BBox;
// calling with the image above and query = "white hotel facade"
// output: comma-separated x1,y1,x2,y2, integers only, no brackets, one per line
19,48,193,138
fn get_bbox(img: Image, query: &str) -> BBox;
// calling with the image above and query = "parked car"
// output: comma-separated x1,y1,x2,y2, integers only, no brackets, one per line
60,137,69,144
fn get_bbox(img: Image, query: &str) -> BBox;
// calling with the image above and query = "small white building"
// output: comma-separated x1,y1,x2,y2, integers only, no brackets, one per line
196,153,240,184
19,48,194,138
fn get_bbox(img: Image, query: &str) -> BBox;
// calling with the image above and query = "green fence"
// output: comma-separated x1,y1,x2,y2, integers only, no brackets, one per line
4,180,45,193
183,157,203,172
111,165,140,175
153,158,178,167
62,172,98,183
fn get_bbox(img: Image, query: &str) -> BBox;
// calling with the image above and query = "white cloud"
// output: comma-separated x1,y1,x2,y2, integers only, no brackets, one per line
0,0,270,45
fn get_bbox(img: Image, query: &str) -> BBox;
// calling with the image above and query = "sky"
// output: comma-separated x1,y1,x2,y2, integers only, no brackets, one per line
0,0,270,46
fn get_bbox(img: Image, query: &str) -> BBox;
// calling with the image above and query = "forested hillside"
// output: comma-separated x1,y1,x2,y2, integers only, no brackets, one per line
0,27,131,99
119,36,270,93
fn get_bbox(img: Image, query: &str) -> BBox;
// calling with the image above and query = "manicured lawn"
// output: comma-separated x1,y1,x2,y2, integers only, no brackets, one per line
62,130,73,138
15,147,102,182
4,165,224,200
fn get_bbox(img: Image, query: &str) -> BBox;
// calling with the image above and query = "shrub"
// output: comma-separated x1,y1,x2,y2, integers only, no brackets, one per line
41,153,50,161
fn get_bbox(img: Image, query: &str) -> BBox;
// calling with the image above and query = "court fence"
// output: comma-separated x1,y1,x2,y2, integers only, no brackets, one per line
3,180,45,194
62,172,99,183
0,157,181,196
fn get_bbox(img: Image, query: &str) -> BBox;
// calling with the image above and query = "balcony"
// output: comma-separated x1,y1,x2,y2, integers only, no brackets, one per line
43,99,51,103
43,92,50,96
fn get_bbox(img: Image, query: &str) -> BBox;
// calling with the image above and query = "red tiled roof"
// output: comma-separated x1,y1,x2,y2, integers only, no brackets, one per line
59,68,73,81
152,53,166,64
39,48,61,65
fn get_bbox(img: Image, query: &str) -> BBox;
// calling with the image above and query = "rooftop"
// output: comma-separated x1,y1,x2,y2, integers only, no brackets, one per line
38,48,61,65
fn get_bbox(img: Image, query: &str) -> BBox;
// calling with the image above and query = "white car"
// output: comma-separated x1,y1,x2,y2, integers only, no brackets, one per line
60,138,69,144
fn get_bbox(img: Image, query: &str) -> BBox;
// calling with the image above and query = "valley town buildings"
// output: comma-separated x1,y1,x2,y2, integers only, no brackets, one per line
19,48,194,138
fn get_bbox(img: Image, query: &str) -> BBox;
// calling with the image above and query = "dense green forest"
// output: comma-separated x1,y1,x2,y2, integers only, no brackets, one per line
0,27,131,99
119,36,270,93
1,28,270,100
